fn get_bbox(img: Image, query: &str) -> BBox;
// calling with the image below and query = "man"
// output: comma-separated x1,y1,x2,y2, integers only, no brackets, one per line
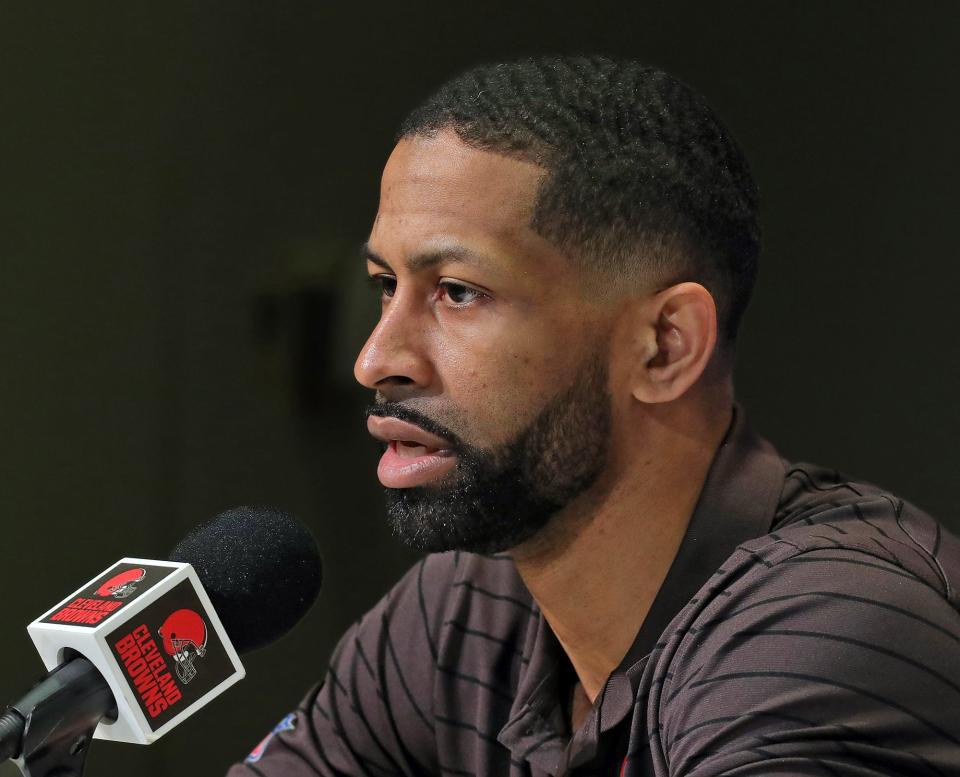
230,56,960,776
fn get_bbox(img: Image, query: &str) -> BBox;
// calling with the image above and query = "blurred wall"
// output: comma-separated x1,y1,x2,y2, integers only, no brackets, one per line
1,2,958,775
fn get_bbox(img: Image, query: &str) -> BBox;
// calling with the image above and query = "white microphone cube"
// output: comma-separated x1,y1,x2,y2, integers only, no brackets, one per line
27,558,245,744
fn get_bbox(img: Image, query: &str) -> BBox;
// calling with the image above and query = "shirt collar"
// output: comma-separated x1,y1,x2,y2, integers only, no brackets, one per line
498,403,787,771
618,402,785,667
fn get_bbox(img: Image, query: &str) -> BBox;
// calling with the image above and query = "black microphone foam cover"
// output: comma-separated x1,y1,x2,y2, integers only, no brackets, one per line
169,506,322,653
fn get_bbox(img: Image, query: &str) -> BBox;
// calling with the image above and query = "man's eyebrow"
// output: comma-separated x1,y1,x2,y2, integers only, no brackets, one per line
361,242,496,272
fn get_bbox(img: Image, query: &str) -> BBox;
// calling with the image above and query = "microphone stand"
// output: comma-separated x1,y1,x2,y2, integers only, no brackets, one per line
0,658,115,777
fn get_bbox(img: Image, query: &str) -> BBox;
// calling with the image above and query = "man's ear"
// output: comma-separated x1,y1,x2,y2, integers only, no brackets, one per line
628,282,719,404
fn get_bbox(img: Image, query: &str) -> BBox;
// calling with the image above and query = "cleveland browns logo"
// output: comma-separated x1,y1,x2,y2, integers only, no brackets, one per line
95,568,147,599
158,609,208,683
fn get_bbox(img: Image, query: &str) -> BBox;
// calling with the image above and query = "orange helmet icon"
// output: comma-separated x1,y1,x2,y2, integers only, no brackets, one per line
95,567,146,599
159,609,208,683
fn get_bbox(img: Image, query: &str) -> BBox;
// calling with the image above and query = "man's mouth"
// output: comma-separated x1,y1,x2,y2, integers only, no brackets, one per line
394,439,441,458
367,416,458,488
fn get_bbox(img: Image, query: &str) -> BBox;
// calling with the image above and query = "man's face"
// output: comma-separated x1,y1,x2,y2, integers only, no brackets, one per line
355,130,617,554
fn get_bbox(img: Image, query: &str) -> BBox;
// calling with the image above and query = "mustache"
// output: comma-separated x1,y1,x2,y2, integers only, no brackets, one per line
365,401,465,450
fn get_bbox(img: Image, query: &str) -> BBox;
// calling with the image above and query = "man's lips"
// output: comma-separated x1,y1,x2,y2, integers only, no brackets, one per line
366,416,453,450
366,416,458,488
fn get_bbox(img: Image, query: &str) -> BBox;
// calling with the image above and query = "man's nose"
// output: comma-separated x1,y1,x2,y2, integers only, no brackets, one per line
354,299,433,391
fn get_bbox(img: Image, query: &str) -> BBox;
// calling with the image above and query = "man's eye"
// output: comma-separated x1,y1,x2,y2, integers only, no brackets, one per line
367,275,397,298
439,281,483,305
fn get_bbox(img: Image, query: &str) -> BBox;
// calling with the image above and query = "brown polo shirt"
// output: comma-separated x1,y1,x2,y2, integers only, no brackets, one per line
228,406,960,776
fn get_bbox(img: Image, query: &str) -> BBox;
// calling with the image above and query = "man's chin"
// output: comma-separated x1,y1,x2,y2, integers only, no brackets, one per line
383,487,555,555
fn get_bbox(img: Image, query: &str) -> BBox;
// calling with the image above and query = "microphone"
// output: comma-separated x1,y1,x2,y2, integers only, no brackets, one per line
0,506,322,777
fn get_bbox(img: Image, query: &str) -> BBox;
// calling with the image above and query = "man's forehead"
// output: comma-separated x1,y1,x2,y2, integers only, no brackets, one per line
369,130,563,275
378,130,544,226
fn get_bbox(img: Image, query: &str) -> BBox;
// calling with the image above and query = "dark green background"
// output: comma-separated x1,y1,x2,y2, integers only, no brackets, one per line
2,2,958,775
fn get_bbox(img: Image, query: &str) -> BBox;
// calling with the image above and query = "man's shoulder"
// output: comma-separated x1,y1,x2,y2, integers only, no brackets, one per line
738,461,960,606
655,461,960,776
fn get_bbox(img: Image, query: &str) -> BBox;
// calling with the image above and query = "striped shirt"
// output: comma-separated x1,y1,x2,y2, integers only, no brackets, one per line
229,405,960,776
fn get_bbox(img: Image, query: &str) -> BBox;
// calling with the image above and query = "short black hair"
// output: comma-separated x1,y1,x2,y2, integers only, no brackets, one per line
398,55,760,346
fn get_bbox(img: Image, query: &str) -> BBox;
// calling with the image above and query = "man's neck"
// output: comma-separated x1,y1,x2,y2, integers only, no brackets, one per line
510,401,732,704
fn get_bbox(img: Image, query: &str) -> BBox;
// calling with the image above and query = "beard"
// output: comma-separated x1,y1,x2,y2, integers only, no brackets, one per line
366,353,612,555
